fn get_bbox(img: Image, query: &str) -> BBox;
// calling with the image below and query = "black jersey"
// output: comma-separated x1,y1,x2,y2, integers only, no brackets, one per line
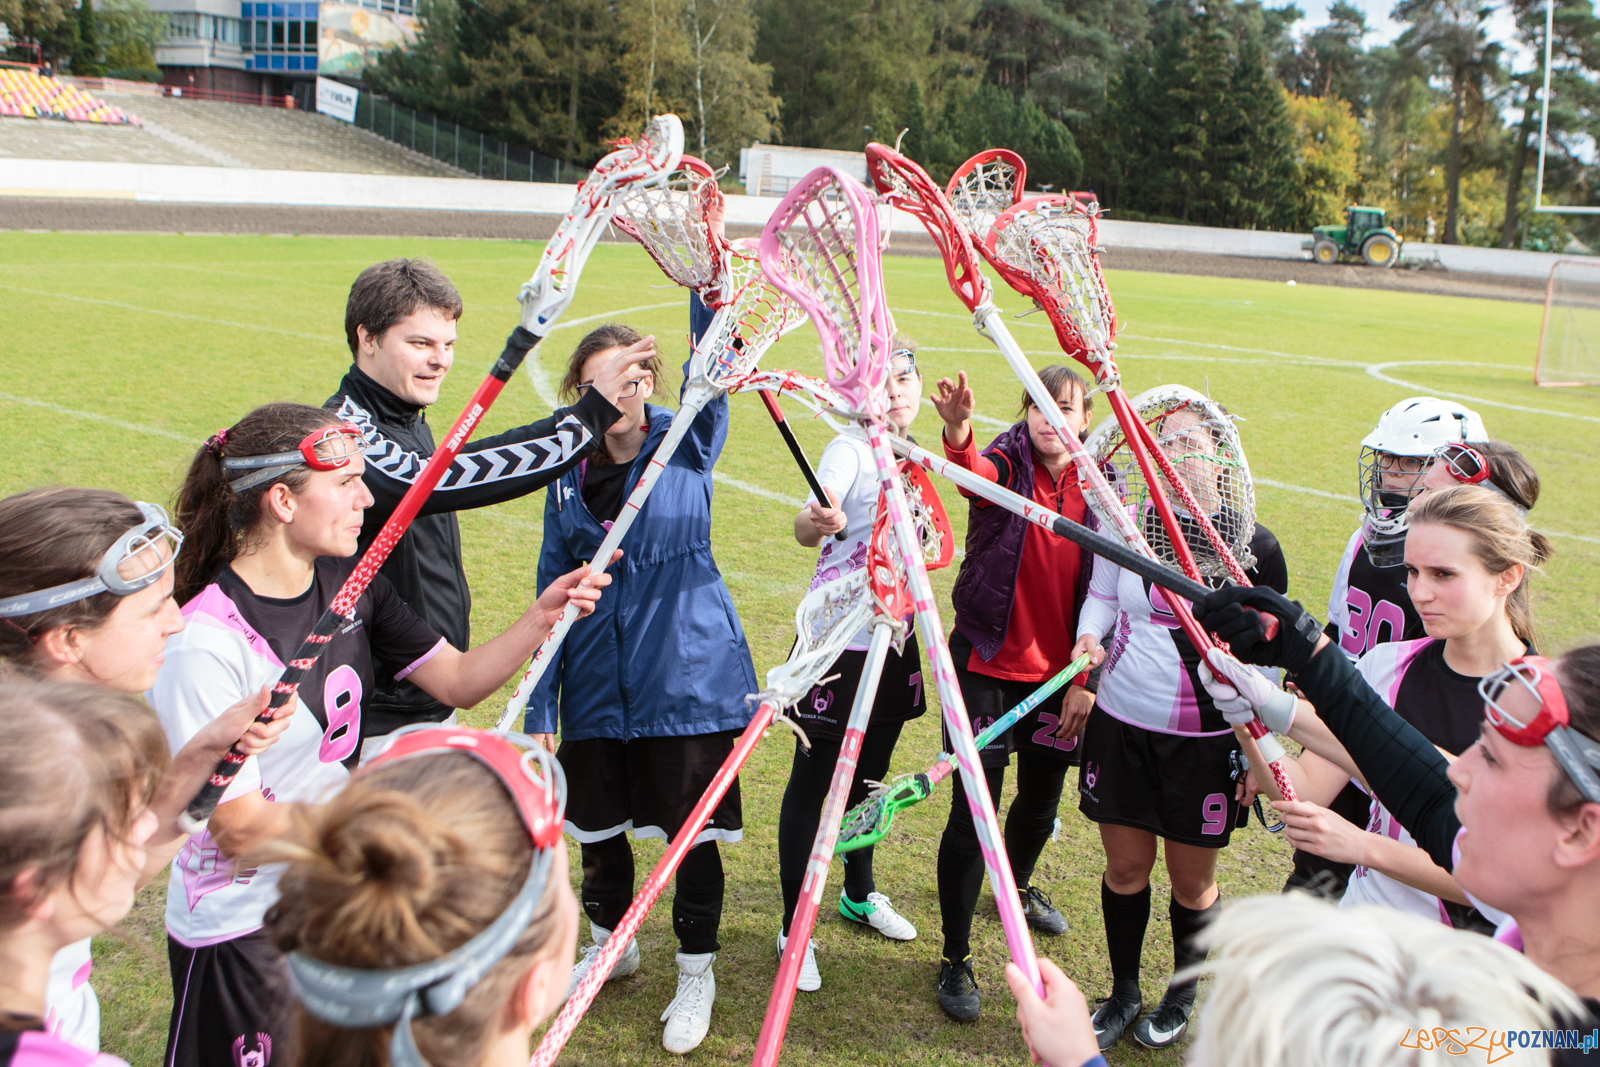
1326,526,1426,660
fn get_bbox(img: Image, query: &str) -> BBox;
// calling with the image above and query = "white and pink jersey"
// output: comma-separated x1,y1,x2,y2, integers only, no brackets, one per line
1077,521,1288,736
42,939,97,1053
0,1029,125,1067
147,557,443,946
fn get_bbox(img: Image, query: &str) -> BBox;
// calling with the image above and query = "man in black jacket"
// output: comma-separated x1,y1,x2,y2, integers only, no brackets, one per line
325,258,652,737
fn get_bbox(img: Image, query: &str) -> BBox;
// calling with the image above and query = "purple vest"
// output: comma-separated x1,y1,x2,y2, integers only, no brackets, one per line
951,422,1096,662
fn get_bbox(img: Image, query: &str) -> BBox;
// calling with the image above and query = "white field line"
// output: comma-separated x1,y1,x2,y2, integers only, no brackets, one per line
1366,362,1600,424
0,391,196,441
0,284,343,343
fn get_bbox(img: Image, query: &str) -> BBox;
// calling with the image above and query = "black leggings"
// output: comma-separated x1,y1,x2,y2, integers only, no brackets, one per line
777,721,905,934
580,834,725,955
936,750,1069,961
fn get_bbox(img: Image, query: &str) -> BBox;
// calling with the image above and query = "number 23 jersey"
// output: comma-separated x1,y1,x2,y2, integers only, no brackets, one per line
148,557,445,945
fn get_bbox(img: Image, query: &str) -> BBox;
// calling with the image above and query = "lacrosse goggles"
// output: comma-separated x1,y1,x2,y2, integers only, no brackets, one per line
1478,656,1600,805
1431,443,1526,513
0,502,184,618
222,423,371,492
287,725,567,1067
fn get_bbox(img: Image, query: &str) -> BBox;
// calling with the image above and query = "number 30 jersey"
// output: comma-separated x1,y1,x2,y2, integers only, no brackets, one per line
1077,521,1288,737
148,557,445,946
1326,525,1425,661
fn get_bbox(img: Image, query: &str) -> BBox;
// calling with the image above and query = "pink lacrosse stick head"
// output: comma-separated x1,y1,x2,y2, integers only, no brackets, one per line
758,166,893,415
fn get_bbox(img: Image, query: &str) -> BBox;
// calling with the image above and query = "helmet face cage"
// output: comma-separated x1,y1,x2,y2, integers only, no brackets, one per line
1356,397,1486,537
1088,388,1257,579
1358,447,1431,537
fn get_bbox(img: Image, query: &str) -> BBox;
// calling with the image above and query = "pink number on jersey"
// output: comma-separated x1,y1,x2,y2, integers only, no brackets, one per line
1342,587,1372,656
318,665,363,764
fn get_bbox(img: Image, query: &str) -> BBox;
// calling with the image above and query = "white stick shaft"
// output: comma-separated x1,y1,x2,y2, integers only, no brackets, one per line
497,381,717,730
863,421,1044,994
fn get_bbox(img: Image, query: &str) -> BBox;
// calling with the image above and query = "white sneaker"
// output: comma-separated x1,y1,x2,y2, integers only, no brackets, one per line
777,930,822,992
566,922,640,1002
839,890,918,941
661,950,716,1055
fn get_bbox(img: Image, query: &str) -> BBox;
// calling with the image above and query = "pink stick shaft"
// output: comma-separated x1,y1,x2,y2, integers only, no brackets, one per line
528,700,777,1067
752,624,893,1067
867,421,1044,993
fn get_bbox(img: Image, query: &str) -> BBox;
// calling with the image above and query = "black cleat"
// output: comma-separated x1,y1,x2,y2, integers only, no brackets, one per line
1131,991,1195,1049
1090,987,1143,1051
936,956,981,1023
1019,885,1069,936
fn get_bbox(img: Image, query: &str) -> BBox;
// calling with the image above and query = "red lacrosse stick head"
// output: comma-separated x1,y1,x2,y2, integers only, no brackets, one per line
868,492,916,623
946,149,1027,244
983,194,1118,380
865,143,991,313
899,460,954,571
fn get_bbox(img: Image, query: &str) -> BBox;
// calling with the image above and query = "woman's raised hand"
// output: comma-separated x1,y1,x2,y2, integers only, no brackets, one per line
931,372,976,448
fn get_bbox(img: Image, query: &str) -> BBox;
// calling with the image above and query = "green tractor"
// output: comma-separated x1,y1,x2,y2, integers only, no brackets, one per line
1303,206,1403,268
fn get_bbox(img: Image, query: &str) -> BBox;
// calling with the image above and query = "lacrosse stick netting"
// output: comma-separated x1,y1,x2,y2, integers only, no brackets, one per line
946,148,1027,247
184,116,683,829
497,240,807,730
529,571,873,1067
1086,385,1258,580
611,154,729,304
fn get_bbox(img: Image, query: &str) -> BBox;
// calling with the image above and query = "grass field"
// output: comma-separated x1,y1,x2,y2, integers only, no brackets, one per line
2,231,1597,1067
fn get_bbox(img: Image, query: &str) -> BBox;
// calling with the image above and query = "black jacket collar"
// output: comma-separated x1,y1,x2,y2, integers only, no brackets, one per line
339,364,424,427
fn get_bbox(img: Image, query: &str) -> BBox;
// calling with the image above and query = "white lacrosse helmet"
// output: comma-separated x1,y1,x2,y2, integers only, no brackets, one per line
1358,397,1488,550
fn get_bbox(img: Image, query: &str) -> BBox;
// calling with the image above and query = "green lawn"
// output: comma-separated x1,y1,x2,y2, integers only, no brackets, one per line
2,232,1596,1066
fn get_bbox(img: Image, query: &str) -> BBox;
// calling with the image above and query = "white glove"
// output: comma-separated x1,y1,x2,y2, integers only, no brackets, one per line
1198,647,1297,734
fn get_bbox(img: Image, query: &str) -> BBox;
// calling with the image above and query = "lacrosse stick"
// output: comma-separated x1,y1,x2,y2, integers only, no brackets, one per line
757,389,846,540
180,116,684,830
754,167,1042,1067
498,233,809,730
530,568,875,1067
943,159,1295,800
837,652,1090,855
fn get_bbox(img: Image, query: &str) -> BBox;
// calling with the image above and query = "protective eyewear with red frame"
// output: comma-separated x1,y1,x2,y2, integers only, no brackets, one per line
1433,443,1490,486
1479,656,1600,804
223,424,371,492
364,724,566,849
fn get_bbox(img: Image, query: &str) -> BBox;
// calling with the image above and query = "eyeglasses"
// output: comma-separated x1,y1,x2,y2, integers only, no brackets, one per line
1479,656,1600,804
1433,443,1490,486
0,502,184,618
575,377,648,401
223,424,371,492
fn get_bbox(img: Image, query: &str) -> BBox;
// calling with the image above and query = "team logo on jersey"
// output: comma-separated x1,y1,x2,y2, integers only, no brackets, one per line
810,687,834,717
1080,760,1100,803
231,1032,272,1067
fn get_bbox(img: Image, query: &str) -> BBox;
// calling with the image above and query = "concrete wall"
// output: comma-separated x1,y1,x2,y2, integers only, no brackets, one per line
0,157,1577,280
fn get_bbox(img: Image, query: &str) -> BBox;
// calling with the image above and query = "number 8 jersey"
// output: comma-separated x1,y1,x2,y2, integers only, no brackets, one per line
147,556,445,946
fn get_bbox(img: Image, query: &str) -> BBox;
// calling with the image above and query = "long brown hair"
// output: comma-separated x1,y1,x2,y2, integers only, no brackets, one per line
0,675,168,933
1476,440,1540,512
559,324,662,466
0,488,148,665
174,403,345,605
1408,484,1551,650
265,750,565,1067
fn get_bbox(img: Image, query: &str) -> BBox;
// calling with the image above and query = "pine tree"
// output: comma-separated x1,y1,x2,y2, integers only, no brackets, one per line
71,0,101,76
1222,33,1301,228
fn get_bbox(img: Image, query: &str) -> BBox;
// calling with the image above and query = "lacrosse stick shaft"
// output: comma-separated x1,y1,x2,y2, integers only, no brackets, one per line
530,700,777,1067
965,655,1090,758
866,422,1044,993
499,380,718,730
889,436,1296,802
757,389,847,541
753,623,892,1067
183,327,540,830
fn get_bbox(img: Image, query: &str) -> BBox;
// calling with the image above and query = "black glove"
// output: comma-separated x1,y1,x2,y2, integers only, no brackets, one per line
1193,585,1323,675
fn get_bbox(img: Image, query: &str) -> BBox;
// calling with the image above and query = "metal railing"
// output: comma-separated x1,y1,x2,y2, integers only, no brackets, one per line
354,94,586,183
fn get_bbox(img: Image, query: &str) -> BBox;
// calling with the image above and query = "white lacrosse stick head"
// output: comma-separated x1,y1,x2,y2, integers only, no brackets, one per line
985,195,1116,376
518,114,685,334
758,167,893,418
694,239,809,388
612,154,727,300
758,569,874,712
1084,384,1257,578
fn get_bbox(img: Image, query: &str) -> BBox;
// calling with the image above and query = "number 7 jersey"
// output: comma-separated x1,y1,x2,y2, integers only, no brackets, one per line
1077,521,1288,736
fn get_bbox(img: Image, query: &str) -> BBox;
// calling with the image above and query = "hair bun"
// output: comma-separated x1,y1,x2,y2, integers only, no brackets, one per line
315,791,464,946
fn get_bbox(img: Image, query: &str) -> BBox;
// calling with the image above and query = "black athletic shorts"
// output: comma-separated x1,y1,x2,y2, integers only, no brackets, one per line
943,629,1084,770
558,732,743,847
164,929,293,1067
1077,706,1243,847
793,631,926,743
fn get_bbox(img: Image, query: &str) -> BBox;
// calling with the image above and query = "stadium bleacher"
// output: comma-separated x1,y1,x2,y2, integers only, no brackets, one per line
0,68,139,124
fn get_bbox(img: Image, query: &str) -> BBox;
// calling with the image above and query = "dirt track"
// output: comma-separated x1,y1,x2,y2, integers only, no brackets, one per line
2,197,1546,304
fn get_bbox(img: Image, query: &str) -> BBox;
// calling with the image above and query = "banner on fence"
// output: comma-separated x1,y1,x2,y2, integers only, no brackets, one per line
317,2,416,77
315,76,358,122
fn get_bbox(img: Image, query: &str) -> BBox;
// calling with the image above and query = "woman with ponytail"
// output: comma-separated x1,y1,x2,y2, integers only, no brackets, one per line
264,725,579,1067
0,488,293,1055
148,402,612,1067
1211,484,1549,929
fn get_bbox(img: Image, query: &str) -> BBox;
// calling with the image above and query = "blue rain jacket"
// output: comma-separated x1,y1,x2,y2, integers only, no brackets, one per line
523,300,758,740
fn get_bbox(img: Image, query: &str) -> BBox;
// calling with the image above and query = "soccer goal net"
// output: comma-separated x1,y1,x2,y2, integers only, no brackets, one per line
1537,259,1600,387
